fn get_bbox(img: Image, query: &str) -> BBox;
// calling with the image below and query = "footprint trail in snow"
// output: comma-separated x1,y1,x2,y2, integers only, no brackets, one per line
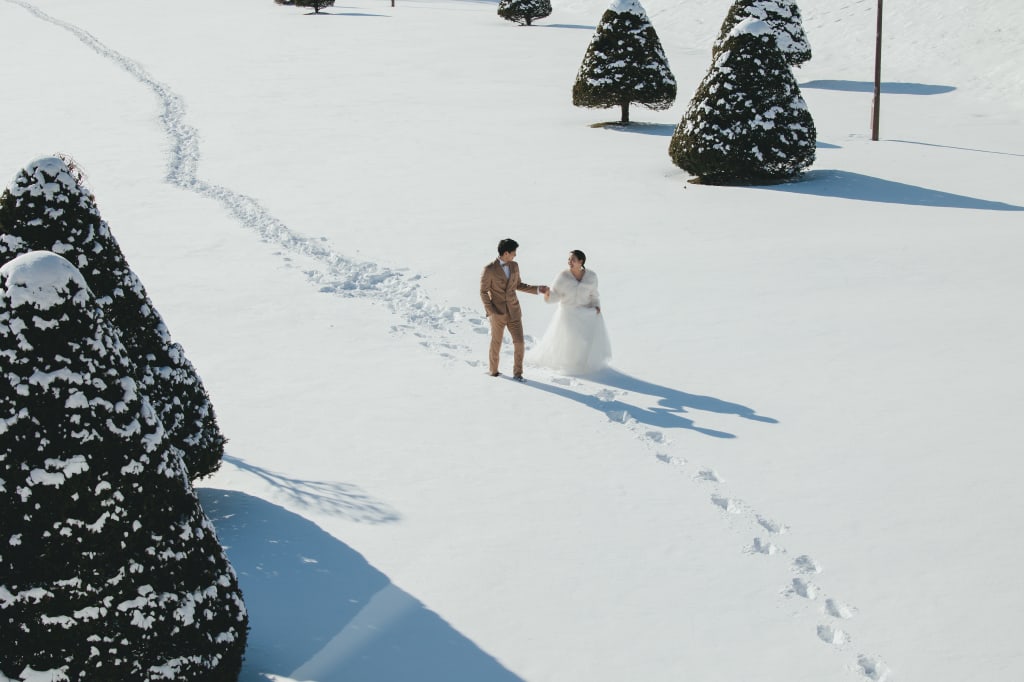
7,1,892,677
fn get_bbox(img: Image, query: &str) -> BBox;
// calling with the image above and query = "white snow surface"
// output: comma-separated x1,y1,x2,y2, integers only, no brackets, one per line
1,0,1023,681
731,17,773,38
608,0,646,18
0,251,89,310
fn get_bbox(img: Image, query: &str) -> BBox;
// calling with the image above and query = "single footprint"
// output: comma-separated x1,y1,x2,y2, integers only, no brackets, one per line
817,624,848,646
695,469,722,483
748,537,779,555
656,453,685,467
790,577,817,599
857,655,892,681
794,555,822,574
711,495,743,513
825,598,855,620
757,515,789,535
644,430,666,444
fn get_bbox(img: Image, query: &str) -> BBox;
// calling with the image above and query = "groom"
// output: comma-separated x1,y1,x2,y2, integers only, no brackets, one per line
480,238,548,381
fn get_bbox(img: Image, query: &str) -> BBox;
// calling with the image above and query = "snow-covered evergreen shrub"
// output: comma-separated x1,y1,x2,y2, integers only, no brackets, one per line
572,0,676,124
0,251,247,681
0,156,226,479
668,19,816,185
713,0,811,67
497,0,552,26
294,0,336,12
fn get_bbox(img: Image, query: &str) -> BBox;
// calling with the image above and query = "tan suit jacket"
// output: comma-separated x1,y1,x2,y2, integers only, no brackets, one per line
480,259,539,322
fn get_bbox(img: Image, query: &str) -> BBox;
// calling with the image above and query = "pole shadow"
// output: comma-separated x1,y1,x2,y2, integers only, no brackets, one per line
800,80,956,95
199,489,525,682
523,367,777,439
890,139,1024,158
758,169,1024,211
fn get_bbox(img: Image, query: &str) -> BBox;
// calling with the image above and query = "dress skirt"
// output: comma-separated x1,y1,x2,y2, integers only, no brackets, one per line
528,304,612,375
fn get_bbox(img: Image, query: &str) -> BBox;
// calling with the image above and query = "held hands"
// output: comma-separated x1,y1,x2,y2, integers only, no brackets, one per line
538,285,549,294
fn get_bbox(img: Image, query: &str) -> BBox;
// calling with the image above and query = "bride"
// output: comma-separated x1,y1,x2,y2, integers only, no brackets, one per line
528,249,612,375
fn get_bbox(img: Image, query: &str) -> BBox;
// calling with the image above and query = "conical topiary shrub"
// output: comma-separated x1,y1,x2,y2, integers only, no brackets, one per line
668,19,816,185
572,0,676,124
713,0,811,67
0,156,226,479
0,250,247,680
497,0,552,26
294,0,336,13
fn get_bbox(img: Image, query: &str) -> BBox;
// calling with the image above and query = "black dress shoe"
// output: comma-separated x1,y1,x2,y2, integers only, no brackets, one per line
490,372,500,377
512,375,526,383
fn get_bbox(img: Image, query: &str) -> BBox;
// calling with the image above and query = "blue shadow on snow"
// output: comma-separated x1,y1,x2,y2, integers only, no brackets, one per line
539,23,597,30
799,80,956,95
223,454,401,523
597,122,677,137
598,125,840,150
305,5,390,17
523,367,777,439
758,170,1024,211
889,139,1024,158
308,11,390,17
199,489,524,682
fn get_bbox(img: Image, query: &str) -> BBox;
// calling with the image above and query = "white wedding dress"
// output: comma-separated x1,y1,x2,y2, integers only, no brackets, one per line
528,268,612,375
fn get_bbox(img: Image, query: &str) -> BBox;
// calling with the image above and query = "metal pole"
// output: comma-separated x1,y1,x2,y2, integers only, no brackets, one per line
871,0,883,140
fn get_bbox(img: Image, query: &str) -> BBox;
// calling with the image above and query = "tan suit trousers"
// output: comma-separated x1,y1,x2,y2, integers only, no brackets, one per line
489,315,525,377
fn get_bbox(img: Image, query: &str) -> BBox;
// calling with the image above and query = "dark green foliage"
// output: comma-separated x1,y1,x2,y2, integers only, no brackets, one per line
497,0,552,26
293,0,335,11
0,156,226,479
669,21,816,185
572,0,676,123
714,0,811,67
0,251,247,681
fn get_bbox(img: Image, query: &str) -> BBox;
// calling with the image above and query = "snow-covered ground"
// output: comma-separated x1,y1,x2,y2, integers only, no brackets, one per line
2,0,1023,680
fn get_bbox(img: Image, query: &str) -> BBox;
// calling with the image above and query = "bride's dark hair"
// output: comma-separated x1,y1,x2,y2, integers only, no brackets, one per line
571,249,586,268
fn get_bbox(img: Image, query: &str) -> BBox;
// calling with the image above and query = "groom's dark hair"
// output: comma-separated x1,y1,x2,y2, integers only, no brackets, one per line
497,238,519,256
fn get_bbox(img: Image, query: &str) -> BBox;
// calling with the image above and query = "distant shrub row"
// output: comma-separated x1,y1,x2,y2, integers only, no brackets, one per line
511,0,817,184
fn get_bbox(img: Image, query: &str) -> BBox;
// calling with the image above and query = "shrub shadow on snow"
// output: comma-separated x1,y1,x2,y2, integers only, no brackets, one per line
595,122,677,136
305,11,391,17
526,368,777,438
223,454,401,523
760,170,1024,211
300,6,390,17
199,489,525,682
540,23,598,30
799,79,956,95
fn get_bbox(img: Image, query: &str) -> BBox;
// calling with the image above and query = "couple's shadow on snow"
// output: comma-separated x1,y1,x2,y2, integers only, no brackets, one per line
527,367,777,439
199,488,524,682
